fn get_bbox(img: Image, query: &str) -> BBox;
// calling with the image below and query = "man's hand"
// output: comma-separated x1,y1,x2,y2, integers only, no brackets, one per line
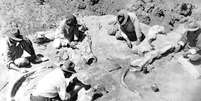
183,48,197,58
65,93,71,100
174,43,182,53
127,41,132,48
69,41,78,49
134,40,140,46
9,63,20,72
188,48,197,54
61,40,70,47
79,24,88,32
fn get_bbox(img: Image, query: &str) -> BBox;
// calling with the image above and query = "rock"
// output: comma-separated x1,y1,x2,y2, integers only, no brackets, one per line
77,88,93,101
146,25,165,40
178,56,201,79
115,31,124,40
175,3,194,17
89,0,100,5
138,13,151,25
52,39,62,49
58,50,69,61
129,0,145,12
153,7,165,18
151,83,159,92
107,25,118,36
77,3,87,9
132,25,165,55
14,58,30,67
145,3,155,13
33,37,51,45
33,32,52,44
36,0,46,5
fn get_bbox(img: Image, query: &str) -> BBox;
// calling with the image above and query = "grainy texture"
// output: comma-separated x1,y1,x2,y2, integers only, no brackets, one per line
1,0,201,101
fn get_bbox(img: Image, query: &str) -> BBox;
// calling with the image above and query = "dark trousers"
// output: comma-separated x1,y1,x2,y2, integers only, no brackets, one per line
20,37,37,57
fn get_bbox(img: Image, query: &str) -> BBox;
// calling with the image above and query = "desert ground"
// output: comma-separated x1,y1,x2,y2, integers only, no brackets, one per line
1,0,201,101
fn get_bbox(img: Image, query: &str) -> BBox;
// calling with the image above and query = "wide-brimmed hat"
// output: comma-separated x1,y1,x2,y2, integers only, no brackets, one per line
184,20,200,32
60,60,76,73
65,13,77,26
7,22,23,41
117,10,129,26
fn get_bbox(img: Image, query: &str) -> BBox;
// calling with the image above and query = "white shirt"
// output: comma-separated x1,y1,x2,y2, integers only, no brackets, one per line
33,68,72,100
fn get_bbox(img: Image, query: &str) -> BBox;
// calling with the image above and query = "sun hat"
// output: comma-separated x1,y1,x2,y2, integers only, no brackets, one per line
117,10,129,26
65,13,77,26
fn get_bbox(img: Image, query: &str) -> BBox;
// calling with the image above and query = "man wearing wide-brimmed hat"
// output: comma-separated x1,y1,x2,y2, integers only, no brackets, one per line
52,13,87,49
4,21,44,73
175,20,201,62
31,60,90,101
31,60,75,101
116,10,143,48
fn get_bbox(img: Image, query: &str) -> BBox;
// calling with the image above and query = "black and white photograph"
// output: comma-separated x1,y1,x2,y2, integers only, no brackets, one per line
0,0,201,101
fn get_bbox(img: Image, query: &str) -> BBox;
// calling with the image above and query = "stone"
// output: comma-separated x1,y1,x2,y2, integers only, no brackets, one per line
52,39,62,49
178,56,201,79
14,58,30,67
107,25,118,36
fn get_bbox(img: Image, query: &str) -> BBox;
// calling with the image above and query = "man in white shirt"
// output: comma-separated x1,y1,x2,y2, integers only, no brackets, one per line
31,60,77,101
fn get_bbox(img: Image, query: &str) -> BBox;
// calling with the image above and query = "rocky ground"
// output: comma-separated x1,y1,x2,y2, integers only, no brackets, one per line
1,0,201,101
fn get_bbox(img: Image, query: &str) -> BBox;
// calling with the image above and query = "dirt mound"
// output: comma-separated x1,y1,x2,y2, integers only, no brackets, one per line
0,0,200,36
0,0,126,36
126,0,201,31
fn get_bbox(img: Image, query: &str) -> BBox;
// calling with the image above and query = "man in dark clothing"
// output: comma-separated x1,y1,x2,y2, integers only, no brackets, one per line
116,10,143,48
4,22,44,73
31,60,91,101
175,21,201,62
51,13,87,49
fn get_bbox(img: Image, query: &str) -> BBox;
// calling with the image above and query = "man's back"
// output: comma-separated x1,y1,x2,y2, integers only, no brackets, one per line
185,29,201,48
33,68,67,98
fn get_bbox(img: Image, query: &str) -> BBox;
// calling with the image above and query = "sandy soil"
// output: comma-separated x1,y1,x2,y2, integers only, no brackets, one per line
1,0,201,101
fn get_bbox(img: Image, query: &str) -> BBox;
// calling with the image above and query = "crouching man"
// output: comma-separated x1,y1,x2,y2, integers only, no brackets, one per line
31,60,90,101
4,22,46,73
116,10,144,48
174,21,201,62
51,13,87,49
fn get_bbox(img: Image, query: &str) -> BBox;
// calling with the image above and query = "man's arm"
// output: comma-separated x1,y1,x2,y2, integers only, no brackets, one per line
129,12,142,44
118,30,132,48
58,80,71,101
174,32,188,52
5,41,21,72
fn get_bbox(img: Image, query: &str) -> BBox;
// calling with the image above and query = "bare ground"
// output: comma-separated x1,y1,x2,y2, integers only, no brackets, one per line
1,0,201,101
